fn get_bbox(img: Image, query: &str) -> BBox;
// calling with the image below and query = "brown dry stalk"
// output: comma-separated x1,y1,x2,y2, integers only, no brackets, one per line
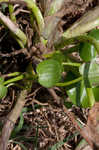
0,90,28,150
63,105,93,149
0,11,18,33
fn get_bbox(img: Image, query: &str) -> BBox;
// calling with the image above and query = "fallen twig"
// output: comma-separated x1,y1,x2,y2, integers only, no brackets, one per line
0,89,28,150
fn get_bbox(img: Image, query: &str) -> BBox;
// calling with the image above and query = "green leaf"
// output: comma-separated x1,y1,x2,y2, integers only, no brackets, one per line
79,42,96,62
67,81,95,108
92,86,99,102
79,29,99,62
0,77,4,84
0,84,7,99
36,59,62,88
89,29,99,40
79,58,99,87
51,51,65,64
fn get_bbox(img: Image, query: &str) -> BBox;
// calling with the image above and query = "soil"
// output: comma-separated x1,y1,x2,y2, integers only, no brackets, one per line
0,0,99,150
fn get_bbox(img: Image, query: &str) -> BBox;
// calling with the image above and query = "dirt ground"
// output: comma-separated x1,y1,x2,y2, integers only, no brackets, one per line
0,0,99,150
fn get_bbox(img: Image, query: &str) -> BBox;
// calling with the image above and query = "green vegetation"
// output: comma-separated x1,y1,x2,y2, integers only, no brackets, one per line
0,0,99,149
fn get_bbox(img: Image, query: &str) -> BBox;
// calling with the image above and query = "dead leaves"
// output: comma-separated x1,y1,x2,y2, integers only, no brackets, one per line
83,102,99,149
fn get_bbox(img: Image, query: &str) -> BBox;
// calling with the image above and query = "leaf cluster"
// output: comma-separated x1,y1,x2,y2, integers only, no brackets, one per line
0,1,99,110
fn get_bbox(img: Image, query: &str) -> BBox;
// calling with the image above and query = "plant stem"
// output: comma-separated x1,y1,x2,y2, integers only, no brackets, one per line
6,83,15,87
7,72,21,77
0,11,27,47
86,88,95,107
24,0,44,33
3,74,24,86
55,35,99,55
30,12,34,29
62,62,81,67
8,4,16,22
3,72,21,78
0,0,45,33
42,0,65,47
56,76,82,87
8,4,25,48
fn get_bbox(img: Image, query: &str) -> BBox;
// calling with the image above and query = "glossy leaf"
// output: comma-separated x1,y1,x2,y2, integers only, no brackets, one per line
79,29,99,62
67,81,98,108
79,58,99,87
79,42,96,62
93,87,99,102
36,59,62,88
67,81,90,108
89,29,99,40
0,84,7,99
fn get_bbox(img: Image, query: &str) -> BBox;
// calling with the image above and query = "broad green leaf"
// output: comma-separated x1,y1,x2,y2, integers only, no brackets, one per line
79,29,99,62
67,81,90,108
79,42,96,62
67,81,96,108
0,84,7,99
92,86,99,102
79,58,99,87
36,59,62,88
89,29,99,40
